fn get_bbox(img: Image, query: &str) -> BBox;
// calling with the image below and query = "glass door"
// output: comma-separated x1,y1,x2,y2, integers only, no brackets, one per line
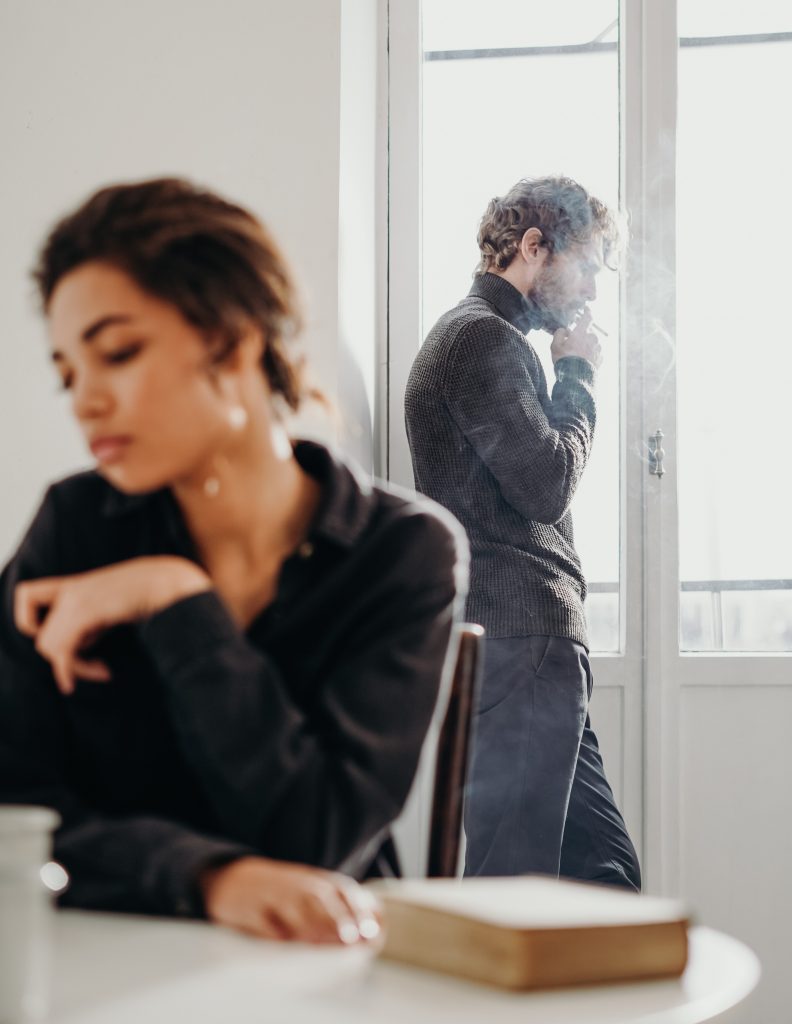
387,0,644,873
421,0,622,653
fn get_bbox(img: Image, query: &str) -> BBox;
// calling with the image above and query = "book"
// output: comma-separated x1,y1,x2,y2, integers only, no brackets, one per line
368,876,689,990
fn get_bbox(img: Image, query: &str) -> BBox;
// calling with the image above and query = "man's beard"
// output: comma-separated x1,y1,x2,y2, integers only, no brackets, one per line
530,268,578,334
533,297,576,334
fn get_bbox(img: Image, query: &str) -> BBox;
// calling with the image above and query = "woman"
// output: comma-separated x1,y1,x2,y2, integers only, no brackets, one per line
0,178,467,943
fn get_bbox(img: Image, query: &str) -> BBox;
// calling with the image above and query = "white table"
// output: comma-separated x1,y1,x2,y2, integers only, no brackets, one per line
49,910,759,1024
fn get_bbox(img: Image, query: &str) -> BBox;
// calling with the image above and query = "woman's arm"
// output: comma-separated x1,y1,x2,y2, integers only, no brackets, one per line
8,482,468,883
0,645,379,940
0,636,255,916
14,556,212,694
139,509,467,875
0,487,235,914
0,485,382,938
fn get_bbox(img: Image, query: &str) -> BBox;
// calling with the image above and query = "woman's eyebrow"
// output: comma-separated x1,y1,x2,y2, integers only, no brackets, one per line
81,314,134,342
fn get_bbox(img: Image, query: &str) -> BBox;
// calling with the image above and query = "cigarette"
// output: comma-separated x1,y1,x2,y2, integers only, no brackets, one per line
591,322,609,337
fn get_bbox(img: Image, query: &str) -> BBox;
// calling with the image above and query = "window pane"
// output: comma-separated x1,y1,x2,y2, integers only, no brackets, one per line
421,0,620,651
678,0,790,38
677,28,792,651
423,0,617,51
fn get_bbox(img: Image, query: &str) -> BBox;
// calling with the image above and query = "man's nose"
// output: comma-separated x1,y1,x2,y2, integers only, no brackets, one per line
584,275,597,302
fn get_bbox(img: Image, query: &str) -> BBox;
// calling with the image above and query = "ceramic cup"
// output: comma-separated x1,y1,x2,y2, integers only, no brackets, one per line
0,806,66,1023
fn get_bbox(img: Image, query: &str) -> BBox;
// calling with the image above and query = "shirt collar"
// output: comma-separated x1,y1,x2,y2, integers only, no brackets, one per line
468,272,542,334
292,439,374,547
99,439,374,549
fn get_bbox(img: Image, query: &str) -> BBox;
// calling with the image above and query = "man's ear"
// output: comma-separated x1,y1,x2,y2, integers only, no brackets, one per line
520,227,544,262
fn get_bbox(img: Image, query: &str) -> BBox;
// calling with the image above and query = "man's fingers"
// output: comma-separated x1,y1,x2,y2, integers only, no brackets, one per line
551,325,602,368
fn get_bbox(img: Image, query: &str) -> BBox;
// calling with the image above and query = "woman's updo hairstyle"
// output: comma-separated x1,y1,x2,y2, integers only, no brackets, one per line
34,177,307,410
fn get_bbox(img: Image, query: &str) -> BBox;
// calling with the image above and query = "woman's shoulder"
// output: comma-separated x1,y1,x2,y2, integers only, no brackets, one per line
7,470,153,580
295,439,469,582
371,476,468,556
45,467,119,504
35,469,140,539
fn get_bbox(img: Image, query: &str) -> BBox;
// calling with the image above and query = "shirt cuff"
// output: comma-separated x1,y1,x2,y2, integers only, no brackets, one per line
138,590,241,678
146,832,254,917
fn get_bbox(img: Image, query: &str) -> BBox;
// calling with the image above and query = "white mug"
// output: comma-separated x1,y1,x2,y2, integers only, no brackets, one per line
0,806,67,1024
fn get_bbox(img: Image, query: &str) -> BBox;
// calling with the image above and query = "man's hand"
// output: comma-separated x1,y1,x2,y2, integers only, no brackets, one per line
550,309,603,369
14,556,212,694
200,856,382,944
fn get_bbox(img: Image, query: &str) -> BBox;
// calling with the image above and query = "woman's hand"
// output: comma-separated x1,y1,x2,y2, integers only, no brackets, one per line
14,556,211,694
200,856,382,945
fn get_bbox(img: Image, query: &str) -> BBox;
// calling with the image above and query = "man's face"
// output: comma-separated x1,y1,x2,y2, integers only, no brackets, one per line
530,239,604,332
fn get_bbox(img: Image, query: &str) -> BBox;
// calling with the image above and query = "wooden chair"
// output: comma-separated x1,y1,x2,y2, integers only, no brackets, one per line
427,623,485,878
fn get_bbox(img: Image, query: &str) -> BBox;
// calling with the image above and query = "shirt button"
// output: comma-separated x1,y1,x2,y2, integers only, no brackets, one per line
298,541,314,559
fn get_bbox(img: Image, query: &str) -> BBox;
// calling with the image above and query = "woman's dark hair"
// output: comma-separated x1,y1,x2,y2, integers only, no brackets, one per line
475,175,621,276
34,177,308,410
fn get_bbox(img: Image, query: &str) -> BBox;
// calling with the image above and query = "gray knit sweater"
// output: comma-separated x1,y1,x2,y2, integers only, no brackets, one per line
404,273,596,645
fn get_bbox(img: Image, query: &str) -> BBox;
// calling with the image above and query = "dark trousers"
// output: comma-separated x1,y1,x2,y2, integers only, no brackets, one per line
463,635,641,890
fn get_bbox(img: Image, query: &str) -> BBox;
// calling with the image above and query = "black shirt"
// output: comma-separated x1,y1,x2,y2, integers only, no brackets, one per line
405,273,595,644
0,441,467,917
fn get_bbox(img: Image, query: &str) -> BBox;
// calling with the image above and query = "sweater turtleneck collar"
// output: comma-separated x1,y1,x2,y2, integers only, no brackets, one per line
468,272,543,335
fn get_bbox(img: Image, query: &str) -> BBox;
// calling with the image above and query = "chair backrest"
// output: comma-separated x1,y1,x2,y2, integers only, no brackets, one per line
427,623,485,878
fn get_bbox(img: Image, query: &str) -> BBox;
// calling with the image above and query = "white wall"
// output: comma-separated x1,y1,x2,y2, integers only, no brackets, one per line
337,0,387,474
0,0,380,560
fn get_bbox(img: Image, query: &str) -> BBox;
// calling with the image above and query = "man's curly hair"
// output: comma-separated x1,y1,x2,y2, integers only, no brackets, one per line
475,175,620,275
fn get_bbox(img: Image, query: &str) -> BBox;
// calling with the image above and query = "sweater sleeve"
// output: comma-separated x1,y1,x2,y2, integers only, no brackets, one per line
0,488,254,917
443,319,597,524
138,510,467,878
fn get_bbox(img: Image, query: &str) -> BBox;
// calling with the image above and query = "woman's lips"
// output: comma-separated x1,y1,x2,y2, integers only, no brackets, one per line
89,436,132,464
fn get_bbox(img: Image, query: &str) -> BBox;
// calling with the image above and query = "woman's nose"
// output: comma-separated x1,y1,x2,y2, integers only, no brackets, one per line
72,379,113,422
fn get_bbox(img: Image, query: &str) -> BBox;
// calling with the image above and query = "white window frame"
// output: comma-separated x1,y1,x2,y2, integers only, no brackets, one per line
385,0,792,893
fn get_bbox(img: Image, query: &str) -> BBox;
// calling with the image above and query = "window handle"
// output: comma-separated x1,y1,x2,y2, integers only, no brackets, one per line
649,429,665,477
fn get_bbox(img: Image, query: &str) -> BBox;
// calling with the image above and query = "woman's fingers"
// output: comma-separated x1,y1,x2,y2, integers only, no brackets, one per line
201,857,381,946
286,877,380,945
50,653,76,696
48,657,110,696
334,877,382,942
14,577,62,636
71,657,112,683
266,889,345,944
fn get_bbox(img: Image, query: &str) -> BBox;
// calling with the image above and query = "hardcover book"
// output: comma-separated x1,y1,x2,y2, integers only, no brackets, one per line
369,876,689,990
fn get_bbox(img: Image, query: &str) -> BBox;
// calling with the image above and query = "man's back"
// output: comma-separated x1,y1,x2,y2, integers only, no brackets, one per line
405,273,594,645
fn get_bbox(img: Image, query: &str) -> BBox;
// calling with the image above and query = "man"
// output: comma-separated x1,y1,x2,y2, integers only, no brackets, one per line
405,176,640,889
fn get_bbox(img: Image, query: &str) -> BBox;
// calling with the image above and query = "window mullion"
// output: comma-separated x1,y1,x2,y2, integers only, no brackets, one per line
622,0,681,895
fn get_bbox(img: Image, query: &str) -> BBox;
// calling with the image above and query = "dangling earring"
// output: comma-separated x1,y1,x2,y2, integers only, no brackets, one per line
228,404,248,431
203,475,221,498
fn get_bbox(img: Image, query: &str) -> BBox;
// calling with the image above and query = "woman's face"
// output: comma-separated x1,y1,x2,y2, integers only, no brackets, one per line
48,261,238,494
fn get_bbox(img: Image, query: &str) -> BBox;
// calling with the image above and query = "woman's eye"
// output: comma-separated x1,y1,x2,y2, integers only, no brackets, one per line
105,343,142,365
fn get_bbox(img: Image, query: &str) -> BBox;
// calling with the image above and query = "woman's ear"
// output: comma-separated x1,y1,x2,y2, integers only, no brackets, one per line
236,324,266,370
215,324,264,374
